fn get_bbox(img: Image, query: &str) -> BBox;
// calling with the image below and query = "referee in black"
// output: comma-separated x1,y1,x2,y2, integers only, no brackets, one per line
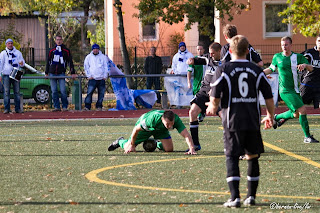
206,35,275,208
220,24,263,67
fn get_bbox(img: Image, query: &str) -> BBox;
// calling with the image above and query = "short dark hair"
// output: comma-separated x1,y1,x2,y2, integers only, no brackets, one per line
230,35,249,57
55,35,63,40
223,24,238,39
197,41,205,47
281,36,292,44
162,110,175,121
209,42,222,52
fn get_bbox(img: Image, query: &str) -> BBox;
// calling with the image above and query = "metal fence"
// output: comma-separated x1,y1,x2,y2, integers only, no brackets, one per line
24,44,315,67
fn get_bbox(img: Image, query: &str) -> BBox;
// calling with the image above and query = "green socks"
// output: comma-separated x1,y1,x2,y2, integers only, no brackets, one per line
275,110,295,121
156,141,164,150
299,114,310,137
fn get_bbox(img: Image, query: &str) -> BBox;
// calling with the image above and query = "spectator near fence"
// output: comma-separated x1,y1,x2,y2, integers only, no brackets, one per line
168,42,194,108
0,39,25,114
83,44,109,111
144,47,163,103
45,35,77,112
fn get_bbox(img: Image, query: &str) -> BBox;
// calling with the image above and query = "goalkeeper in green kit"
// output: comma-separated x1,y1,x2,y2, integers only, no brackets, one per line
264,36,318,143
108,110,197,154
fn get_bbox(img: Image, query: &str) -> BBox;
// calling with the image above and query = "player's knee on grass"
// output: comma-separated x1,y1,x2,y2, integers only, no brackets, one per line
159,139,174,152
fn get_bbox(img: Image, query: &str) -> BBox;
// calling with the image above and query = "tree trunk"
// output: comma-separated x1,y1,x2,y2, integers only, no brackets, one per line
114,0,134,89
198,2,215,53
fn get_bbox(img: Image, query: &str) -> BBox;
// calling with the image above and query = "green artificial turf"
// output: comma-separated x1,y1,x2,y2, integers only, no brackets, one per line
0,116,320,212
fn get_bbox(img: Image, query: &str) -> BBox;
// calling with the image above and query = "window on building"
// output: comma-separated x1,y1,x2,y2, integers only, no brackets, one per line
263,1,291,38
140,21,158,41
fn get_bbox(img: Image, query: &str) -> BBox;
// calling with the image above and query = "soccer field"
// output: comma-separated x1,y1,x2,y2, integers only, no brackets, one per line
1,116,320,212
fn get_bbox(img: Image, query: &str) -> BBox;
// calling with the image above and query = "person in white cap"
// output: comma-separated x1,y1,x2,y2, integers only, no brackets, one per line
83,44,110,111
0,38,25,114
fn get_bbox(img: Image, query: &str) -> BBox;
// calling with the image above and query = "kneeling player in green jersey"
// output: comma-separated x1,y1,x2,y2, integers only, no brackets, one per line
108,110,197,154
264,36,319,143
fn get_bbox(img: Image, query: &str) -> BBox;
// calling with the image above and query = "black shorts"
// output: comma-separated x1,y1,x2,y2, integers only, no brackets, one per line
223,129,264,157
300,85,320,109
190,92,209,114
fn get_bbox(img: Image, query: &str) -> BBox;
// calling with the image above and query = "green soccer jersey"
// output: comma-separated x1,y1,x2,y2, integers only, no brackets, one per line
269,52,309,93
188,56,207,95
136,110,186,133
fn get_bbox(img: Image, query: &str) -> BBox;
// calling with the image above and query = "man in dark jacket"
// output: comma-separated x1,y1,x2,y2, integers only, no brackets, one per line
45,35,76,111
144,47,163,103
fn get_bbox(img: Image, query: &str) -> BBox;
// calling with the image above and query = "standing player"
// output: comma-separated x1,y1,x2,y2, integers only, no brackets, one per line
300,34,320,109
186,42,222,151
220,24,263,67
187,43,205,95
207,35,275,207
108,110,197,155
264,36,319,143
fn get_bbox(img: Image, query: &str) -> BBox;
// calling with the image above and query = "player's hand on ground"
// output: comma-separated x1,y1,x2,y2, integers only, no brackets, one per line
124,144,136,154
185,147,197,155
261,116,273,129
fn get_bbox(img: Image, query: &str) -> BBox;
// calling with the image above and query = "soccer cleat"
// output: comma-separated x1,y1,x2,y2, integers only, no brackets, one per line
277,118,287,128
304,135,319,143
272,114,278,129
198,113,206,122
185,145,201,152
273,114,287,129
243,196,256,206
108,137,124,151
223,198,241,208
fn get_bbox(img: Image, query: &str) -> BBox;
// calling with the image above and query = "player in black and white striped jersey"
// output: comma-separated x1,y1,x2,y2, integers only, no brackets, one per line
186,42,222,152
221,24,263,67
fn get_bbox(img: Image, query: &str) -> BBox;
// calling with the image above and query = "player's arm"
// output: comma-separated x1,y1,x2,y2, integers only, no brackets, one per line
257,61,264,67
261,98,275,129
263,68,272,75
206,96,220,115
124,125,143,154
297,64,313,72
179,128,196,155
193,57,207,65
187,68,192,88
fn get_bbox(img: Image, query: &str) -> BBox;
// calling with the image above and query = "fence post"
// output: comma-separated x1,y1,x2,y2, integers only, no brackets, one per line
72,79,82,110
305,43,308,51
134,46,138,89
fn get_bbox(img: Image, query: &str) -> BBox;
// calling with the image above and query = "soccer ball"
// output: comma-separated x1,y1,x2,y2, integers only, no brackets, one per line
143,138,157,152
